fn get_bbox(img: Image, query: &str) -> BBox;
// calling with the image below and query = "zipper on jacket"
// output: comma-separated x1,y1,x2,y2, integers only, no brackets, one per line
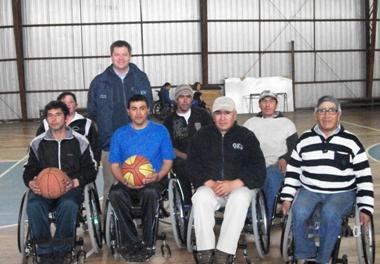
58,140,62,169
221,135,224,180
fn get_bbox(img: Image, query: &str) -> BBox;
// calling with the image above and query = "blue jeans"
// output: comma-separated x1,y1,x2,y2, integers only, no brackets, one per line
27,188,82,256
263,165,283,220
292,188,355,264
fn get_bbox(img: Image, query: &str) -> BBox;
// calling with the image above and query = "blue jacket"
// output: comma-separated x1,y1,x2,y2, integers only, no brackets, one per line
87,63,152,151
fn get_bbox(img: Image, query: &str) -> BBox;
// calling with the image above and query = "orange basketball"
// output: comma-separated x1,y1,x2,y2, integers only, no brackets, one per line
122,155,154,187
36,167,69,199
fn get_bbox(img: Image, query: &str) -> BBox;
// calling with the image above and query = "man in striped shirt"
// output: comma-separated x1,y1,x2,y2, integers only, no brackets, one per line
280,95,374,264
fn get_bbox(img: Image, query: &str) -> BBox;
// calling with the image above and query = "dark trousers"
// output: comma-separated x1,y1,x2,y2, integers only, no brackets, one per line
173,158,193,205
109,182,162,248
27,188,82,256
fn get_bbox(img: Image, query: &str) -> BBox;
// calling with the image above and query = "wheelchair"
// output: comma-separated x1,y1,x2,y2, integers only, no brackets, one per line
17,183,102,264
281,204,375,264
177,188,269,263
104,187,171,261
152,90,175,121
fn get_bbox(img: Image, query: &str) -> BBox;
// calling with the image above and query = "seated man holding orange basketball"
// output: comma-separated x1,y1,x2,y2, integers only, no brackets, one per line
23,100,98,264
108,94,174,261
187,96,266,264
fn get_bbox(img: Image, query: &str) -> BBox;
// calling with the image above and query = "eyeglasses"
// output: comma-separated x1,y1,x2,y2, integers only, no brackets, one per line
316,108,339,114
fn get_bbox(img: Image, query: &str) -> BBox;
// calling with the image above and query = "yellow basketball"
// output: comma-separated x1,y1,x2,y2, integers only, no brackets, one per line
122,155,154,186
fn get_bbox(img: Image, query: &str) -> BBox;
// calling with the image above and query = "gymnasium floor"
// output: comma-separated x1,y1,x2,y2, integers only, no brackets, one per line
0,107,379,263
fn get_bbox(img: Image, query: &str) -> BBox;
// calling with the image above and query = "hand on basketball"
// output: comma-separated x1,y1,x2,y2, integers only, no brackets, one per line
64,177,73,192
143,172,159,185
29,176,41,195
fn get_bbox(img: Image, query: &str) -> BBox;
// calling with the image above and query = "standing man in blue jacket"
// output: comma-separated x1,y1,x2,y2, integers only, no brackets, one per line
87,40,153,210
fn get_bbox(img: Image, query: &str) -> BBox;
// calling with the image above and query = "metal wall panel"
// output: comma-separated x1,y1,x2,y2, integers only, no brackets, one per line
294,53,315,82
23,26,82,57
260,0,314,19
315,22,365,49
81,24,143,56
26,92,66,119
261,22,314,51
0,61,19,92
373,81,380,97
0,28,16,59
24,60,84,91
0,0,13,26
143,23,200,54
208,0,259,19
22,0,81,24
208,22,259,52
315,52,366,81
261,53,292,77
374,52,380,79
315,0,363,19
208,54,260,84
0,94,21,120
144,55,201,86
81,0,141,23
142,0,199,20
295,82,365,108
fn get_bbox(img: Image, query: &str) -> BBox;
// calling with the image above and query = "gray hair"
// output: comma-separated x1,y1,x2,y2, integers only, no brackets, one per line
314,95,341,112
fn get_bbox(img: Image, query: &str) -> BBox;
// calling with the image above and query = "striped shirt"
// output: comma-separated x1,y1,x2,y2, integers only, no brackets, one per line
280,125,374,215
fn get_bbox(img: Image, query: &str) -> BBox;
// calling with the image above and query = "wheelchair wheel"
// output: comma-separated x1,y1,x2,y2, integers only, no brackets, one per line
84,183,103,251
280,210,295,263
105,201,120,258
251,189,269,258
152,101,163,120
186,208,196,252
168,178,187,248
355,207,375,264
17,190,33,259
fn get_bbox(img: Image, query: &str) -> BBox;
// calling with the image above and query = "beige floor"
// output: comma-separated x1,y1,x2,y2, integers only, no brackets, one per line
1,107,379,263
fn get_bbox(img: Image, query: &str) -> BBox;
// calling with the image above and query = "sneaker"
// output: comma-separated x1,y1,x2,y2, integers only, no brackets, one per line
195,249,214,264
214,250,234,264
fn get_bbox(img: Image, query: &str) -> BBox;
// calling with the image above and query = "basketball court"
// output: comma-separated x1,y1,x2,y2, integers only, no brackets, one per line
0,108,379,263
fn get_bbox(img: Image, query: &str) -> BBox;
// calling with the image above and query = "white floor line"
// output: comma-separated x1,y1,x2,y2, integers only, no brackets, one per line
0,155,27,179
341,120,380,133
341,121,380,164
0,223,17,229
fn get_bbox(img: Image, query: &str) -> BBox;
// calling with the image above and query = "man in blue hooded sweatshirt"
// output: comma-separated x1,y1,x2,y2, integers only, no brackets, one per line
87,40,153,209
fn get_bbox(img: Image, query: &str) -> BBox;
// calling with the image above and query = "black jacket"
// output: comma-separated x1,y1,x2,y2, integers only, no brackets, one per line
36,112,101,163
163,107,213,154
23,127,98,189
187,123,266,189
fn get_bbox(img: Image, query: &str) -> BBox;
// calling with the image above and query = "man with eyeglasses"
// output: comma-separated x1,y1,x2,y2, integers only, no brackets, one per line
280,95,374,264
187,96,266,264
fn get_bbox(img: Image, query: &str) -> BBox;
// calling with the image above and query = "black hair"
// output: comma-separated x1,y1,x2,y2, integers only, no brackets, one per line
192,82,201,91
110,40,132,55
127,94,149,109
57,91,77,103
163,82,171,87
44,100,69,118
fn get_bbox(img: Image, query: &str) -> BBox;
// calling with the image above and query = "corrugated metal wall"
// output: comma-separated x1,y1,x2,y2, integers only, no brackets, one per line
0,0,21,120
0,0,378,119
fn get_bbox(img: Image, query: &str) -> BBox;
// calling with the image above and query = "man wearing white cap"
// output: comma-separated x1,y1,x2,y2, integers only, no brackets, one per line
244,90,298,221
187,96,266,264
163,84,212,206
